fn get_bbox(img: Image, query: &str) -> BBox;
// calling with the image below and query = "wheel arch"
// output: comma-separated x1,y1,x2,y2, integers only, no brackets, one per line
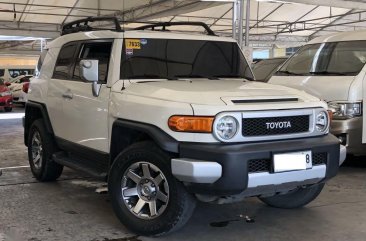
110,119,179,164
24,101,54,146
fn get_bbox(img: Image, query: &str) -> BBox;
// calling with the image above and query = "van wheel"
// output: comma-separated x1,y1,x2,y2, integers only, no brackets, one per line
108,141,196,236
28,119,63,181
258,183,325,209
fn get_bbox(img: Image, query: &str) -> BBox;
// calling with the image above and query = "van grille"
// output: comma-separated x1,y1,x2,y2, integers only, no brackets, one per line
242,115,309,136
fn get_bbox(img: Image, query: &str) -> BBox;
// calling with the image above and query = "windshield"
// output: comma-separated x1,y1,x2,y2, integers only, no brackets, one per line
277,41,366,76
253,58,287,81
120,38,253,80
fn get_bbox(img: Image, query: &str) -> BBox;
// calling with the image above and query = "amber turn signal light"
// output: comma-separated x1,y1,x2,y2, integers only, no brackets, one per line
327,110,333,123
168,116,214,133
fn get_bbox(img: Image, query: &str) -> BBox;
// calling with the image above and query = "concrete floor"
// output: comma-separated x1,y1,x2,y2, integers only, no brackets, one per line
1,107,366,241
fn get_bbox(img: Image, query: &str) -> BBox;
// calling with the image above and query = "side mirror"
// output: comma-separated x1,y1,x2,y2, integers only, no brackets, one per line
5,82,10,86
80,59,100,97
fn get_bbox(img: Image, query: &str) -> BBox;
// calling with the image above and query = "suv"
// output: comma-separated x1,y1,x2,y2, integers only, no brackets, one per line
24,17,345,236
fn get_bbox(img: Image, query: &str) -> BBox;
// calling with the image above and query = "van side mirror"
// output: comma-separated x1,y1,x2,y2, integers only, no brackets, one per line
80,59,100,97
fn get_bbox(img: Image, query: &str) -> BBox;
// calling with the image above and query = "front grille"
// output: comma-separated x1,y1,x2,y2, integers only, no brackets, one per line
248,152,328,173
312,152,327,165
242,115,309,136
248,159,271,173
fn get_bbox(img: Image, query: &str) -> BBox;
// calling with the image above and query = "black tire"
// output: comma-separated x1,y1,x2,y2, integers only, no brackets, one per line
108,141,196,236
28,119,63,181
259,183,325,209
4,107,12,112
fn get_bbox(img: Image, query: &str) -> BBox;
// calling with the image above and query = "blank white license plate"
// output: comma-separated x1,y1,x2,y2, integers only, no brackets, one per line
273,151,312,173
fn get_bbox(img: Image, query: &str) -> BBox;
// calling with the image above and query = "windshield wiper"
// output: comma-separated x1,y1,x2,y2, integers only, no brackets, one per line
276,70,303,76
127,74,176,80
174,74,217,79
309,71,352,76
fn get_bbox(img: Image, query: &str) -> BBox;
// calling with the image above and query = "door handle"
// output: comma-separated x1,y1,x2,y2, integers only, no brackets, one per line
62,91,73,99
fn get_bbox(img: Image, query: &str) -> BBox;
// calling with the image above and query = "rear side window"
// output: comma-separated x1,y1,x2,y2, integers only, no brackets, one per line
73,41,112,83
53,43,77,79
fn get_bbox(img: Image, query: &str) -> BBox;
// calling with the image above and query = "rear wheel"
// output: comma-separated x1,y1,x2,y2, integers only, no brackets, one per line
4,107,12,112
109,141,196,236
28,119,63,181
259,183,325,209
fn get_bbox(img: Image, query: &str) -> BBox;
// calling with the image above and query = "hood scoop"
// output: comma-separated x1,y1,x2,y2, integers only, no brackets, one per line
231,98,299,104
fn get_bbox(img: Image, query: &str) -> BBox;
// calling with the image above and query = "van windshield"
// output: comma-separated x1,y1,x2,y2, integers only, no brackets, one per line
120,38,253,80
276,41,366,76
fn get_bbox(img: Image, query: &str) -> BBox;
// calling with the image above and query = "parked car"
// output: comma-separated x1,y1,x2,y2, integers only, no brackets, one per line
6,75,32,106
269,30,366,156
252,57,288,82
0,77,13,112
0,65,34,82
24,17,345,236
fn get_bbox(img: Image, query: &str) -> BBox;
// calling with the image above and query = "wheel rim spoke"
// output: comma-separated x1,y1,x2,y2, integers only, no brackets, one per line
157,191,168,203
154,173,164,185
123,187,138,197
149,201,157,216
133,198,146,214
127,170,141,184
141,163,151,178
31,130,42,169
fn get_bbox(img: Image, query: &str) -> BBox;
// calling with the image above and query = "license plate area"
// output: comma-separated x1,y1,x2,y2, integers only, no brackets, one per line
273,151,312,173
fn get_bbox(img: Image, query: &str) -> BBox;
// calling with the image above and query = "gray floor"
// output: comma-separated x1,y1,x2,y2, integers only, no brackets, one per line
1,107,366,241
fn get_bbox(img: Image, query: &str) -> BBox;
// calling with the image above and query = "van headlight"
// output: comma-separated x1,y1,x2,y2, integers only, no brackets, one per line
316,111,329,133
215,115,238,140
328,101,362,119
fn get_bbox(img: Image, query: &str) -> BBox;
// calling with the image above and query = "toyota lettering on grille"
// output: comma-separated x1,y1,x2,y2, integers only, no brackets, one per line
266,121,292,130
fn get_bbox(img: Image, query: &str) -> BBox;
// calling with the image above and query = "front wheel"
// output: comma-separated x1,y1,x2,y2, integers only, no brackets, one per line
108,142,196,236
258,183,325,209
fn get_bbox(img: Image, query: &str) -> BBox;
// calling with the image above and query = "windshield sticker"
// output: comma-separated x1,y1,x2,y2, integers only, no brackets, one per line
140,39,148,45
125,39,141,49
126,48,133,55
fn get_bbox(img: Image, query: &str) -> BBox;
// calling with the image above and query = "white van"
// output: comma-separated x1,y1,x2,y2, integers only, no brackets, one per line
0,65,35,82
269,30,366,155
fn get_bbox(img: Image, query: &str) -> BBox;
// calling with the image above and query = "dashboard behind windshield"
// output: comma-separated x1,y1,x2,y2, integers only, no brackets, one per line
120,38,253,80
276,41,366,76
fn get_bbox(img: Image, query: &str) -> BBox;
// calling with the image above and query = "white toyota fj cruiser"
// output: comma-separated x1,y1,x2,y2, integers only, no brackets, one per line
24,17,346,236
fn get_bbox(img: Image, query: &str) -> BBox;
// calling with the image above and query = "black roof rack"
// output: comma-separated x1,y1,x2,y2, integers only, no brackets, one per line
61,16,123,35
61,17,216,36
133,21,216,36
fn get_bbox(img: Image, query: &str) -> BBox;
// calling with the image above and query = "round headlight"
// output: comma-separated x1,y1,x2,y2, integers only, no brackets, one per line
215,115,238,140
316,111,329,132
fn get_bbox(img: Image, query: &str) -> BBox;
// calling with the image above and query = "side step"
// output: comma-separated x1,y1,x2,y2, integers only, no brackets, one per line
52,152,108,180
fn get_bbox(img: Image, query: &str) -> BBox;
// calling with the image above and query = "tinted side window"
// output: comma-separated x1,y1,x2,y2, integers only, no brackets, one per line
73,41,112,83
53,44,77,79
0,69,4,77
36,50,48,76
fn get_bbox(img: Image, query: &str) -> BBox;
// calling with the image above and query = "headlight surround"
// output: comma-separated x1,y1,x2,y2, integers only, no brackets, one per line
315,111,329,133
215,115,238,140
328,101,362,119
0,91,11,97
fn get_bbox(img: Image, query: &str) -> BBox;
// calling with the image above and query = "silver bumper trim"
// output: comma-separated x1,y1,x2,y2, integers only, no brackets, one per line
171,158,222,183
247,165,326,188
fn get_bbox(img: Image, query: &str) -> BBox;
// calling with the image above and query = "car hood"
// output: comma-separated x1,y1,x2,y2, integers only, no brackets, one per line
118,79,319,105
269,75,356,101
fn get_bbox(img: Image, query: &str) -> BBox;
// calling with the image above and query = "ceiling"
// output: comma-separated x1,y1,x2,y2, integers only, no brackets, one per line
0,0,365,52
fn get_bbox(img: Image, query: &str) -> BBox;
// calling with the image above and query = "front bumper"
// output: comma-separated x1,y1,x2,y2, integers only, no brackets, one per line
172,134,342,196
331,117,365,155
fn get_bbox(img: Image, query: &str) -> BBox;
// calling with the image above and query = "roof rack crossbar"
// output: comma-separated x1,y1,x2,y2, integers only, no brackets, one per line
61,17,122,35
133,21,216,36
